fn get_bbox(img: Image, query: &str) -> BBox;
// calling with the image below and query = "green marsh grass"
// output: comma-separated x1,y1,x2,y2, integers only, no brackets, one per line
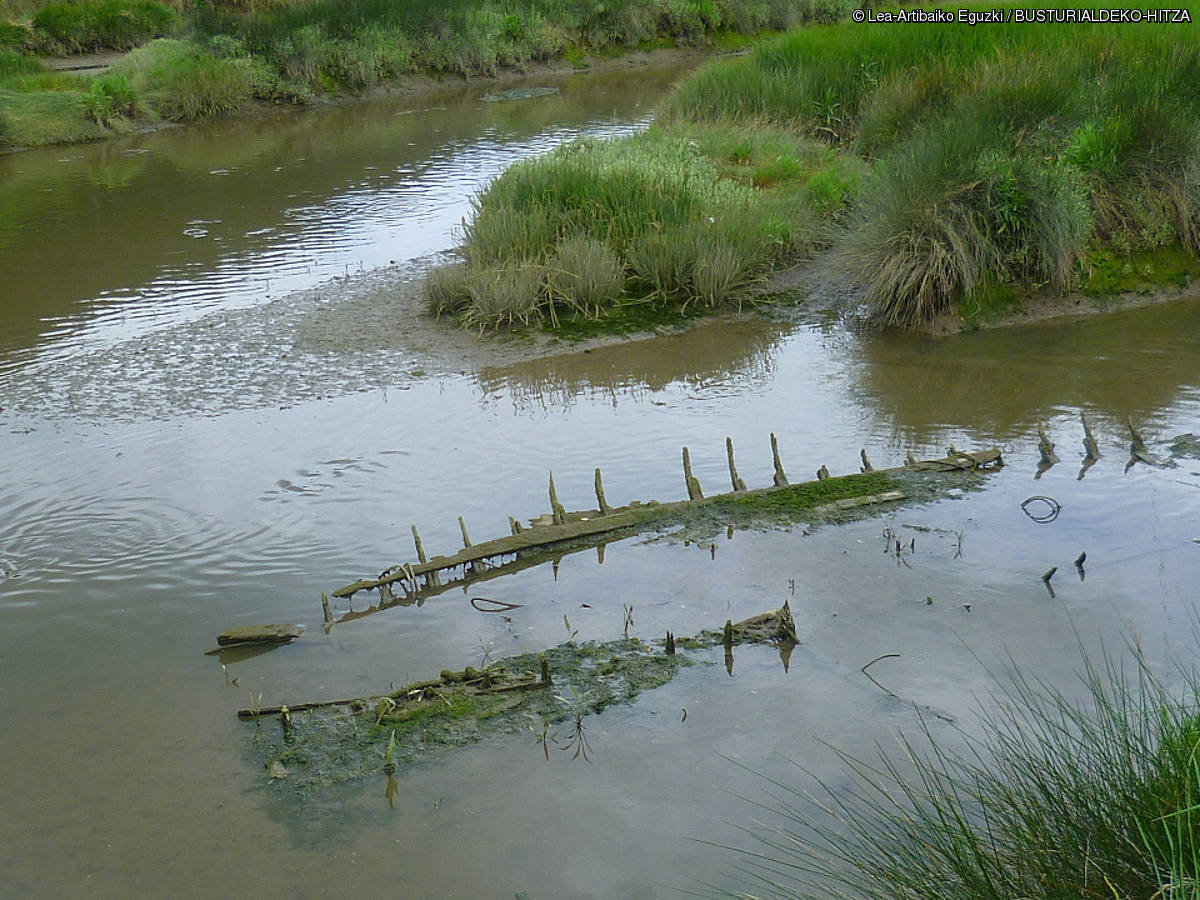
30,0,177,52
661,10,1200,326
723,647,1200,899
0,0,846,149
431,125,823,326
117,39,254,120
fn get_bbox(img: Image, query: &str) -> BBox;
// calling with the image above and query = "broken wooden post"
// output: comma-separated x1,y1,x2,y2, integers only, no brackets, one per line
777,600,798,644
412,524,438,585
508,515,521,536
726,437,747,492
770,432,789,486
682,447,704,500
860,448,874,473
817,465,830,481
411,525,429,564
594,468,612,516
1081,412,1100,461
549,471,567,525
1037,424,1059,466
539,653,551,685
905,450,916,466
321,592,332,628
1129,417,1148,457
458,516,473,548
1125,416,1166,468
723,619,734,650
1042,565,1058,598
665,631,676,655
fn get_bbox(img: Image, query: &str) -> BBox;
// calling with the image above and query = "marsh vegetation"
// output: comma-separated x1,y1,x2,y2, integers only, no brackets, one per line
433,5,1200,329
0,0,850,148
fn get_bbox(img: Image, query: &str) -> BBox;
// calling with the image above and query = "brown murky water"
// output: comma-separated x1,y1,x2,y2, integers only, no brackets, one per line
2,59,1200,898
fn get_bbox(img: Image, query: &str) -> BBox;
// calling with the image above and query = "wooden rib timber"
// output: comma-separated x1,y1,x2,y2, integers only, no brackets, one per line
330,444,1002,604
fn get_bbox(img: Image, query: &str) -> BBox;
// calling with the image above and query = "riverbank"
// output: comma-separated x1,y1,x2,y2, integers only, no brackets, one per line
0,0,849,151
430,5,1200,334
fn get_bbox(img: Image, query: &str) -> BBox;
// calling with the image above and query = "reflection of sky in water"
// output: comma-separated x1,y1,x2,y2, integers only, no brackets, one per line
14,122,649,371
0,62,689,374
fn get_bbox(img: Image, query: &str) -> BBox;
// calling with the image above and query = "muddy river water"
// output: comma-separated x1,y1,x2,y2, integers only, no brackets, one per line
2,58,1200,898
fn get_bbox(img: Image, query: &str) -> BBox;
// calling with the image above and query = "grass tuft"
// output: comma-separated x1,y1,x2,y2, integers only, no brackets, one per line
118,39,254,121
722,644,1200,899
544,235,626,317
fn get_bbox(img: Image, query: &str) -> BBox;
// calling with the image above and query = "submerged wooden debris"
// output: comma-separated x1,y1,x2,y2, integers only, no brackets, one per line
327,436,1002,630
241,603,798,722
243,604,801,795
205,623,303,655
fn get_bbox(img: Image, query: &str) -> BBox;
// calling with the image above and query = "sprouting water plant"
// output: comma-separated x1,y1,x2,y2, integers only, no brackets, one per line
478,635,495,668
383,729,399,809
622,603,635,638
529,721,556,761
564,614,579,644
555,684,594,763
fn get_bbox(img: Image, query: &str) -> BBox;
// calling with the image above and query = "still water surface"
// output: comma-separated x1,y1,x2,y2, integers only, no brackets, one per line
2,59,1199,897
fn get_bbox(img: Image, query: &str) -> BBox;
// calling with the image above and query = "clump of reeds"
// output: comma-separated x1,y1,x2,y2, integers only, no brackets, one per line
722,647,1200,899
842,115,1091,326
30,0,177,53
545,236,626,317
118,39,255,121
660,12,1200,327
426,128,802,327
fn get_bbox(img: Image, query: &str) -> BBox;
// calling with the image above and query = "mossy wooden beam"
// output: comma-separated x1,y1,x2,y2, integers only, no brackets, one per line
331,447,1002,600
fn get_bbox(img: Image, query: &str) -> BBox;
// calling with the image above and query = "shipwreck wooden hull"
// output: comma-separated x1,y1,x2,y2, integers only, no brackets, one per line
326,438,1002,627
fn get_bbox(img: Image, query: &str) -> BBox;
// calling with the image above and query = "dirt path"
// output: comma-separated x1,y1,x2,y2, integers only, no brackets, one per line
45,50,125,72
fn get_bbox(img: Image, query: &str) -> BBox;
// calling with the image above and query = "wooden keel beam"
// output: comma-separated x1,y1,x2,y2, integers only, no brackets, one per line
330,447,1004,600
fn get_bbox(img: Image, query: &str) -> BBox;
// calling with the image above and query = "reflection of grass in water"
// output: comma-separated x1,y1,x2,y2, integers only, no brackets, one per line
721,646,1200,899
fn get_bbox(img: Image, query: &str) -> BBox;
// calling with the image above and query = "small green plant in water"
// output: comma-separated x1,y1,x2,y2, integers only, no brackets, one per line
554,684,594,763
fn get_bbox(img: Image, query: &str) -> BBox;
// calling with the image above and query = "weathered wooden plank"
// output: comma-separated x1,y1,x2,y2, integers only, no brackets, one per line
331,448,1001,599
217,624,303,646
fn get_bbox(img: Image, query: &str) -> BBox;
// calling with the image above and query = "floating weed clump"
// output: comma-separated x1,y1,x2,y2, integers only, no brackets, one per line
721,646,1200,899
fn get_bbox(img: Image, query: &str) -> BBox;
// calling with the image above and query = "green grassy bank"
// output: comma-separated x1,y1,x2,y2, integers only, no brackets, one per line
0,0,851,150
434,5,1200,331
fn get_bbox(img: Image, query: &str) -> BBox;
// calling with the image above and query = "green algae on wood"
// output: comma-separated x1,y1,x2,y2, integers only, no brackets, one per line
243,605,797,797
331,444,1001,604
